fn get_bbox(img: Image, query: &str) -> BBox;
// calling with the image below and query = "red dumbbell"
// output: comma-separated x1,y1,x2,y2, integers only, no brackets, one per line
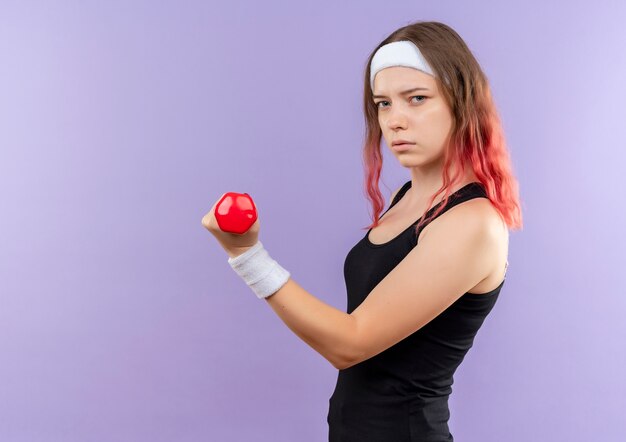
214,192,258,234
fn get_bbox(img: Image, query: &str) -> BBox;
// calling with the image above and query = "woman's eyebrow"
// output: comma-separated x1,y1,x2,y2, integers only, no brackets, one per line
372,87,429,99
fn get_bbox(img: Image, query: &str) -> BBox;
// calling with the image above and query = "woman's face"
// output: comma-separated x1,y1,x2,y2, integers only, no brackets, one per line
372,66,454,167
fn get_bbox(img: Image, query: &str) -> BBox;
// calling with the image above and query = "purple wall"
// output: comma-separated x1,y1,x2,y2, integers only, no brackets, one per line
1,1,625,441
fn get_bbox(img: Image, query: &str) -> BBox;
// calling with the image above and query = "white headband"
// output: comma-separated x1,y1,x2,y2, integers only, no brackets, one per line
369,40,436,90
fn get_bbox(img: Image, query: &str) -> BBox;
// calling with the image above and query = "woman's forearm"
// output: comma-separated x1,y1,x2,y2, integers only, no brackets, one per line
263,277,357,370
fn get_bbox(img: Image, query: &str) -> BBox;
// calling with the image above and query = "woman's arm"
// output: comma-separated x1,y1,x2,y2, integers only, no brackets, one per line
261,185,405,370
264,279,356,370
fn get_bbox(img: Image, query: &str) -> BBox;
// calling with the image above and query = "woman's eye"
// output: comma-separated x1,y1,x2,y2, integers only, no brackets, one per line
375,96,426,109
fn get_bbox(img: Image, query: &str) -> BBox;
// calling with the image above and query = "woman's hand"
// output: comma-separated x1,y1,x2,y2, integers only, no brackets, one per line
201,192,260,259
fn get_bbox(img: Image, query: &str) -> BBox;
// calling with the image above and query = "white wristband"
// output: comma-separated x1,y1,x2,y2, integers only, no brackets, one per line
227,241,291,299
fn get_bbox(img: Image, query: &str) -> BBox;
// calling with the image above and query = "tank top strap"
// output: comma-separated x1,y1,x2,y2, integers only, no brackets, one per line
378,180,413,219
390,180,412,207
414,182,488,237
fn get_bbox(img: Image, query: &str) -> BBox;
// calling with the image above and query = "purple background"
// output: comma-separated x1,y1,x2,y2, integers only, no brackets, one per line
1,1,625,441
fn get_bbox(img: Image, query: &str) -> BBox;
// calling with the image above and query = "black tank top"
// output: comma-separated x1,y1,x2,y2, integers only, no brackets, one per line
327,180,505,442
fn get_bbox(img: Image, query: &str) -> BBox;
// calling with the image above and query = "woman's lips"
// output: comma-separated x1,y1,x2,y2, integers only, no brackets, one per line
392,143,415,152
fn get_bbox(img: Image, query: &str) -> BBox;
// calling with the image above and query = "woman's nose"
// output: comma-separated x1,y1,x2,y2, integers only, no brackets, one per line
386,109,408,130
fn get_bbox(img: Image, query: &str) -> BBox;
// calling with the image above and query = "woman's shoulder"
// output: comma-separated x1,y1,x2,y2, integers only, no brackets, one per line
422,192,507,243
421,195,509,291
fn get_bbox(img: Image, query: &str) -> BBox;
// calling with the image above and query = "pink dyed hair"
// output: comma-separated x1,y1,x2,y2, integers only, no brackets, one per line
361,21,523,235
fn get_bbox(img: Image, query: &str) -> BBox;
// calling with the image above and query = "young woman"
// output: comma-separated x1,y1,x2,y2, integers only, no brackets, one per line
204,20,522,442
